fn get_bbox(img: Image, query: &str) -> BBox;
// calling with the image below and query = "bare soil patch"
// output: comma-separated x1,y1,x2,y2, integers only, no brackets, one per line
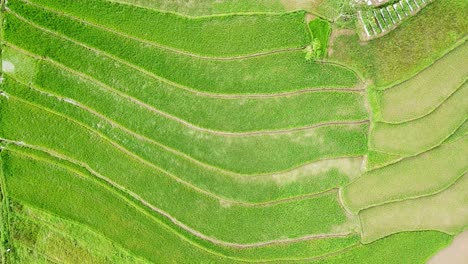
427,230,468,264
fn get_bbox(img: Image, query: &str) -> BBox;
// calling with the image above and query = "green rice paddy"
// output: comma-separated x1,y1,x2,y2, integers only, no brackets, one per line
0,0,466,263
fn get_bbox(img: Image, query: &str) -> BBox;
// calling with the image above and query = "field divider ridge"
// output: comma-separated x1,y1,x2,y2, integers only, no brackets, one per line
4,75,369,205
366,125,468,173
6,8,363,99
5,42,369,138
106,0,299,18
11,200,361,263
365,127,468,172
369,117,468,157
342,136,468,214
377,78,468,124
354,169,468,215
1,93,352,208
2,143,357,251
5,72,365,185
14,203,362,263
355,169,468,218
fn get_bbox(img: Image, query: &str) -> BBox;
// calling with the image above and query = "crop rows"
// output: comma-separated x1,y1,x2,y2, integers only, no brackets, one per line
342,42,468,244
344,136,468,213
374,42,468,123
1,148,454,263
18,0,310,57
360,172,468,243
7,1,359,93
1,0,465,262
0,0,375,262
1,64,368,199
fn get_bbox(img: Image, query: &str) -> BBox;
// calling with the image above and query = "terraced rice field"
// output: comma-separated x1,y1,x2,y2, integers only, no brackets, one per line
0,0,466,263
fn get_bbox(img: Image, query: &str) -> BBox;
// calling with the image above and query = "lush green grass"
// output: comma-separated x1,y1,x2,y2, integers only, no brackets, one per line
342,136,468,213
10,201,361,263
21,0,309,57
3,46,368,133
308,18,332,59
1,97,355,243
3,150,362,262
2,12,368,176
315,231,453,263
2,75,365,204
376,43,468,122
5,4,359,94
3,73,368,176
6,244,52,264
331,0,468,87
370,81,468,156
2,0,465,261
7,201,146,264
2,151,231,263
360,173,468,243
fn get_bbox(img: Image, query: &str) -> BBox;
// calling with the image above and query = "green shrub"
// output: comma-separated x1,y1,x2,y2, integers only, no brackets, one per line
308,18,332,59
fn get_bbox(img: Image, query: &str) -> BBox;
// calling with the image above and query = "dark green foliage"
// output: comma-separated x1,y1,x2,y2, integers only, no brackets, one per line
308,18,332,59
